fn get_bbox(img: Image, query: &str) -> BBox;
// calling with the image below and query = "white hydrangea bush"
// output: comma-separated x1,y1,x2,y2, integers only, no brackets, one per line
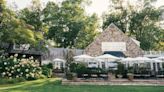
0,55,43,80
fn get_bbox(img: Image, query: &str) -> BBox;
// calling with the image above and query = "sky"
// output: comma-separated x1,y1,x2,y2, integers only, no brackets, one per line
6,0,164,17
6,0,109,17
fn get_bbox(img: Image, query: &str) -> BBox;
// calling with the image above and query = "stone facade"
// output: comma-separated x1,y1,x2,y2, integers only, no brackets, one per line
84,23,144,57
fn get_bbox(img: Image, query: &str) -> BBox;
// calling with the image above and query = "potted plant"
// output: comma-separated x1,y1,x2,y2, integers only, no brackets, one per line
116,62,125,78
127,67,134,81
108,68,116,80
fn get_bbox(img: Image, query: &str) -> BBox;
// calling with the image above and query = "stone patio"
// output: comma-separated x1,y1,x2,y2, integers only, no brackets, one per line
62,78,164,86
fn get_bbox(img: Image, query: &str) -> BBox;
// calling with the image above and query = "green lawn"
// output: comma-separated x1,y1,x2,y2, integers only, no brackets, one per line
0,78,164,92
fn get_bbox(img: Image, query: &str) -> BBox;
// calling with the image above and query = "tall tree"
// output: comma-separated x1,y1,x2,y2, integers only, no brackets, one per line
75,14,99,49
0,0,41,52
103,0,163,50
43,0,99,48
18,0,47,50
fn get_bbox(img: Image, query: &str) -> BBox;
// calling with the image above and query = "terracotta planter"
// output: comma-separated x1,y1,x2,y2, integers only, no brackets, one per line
108,73,115,80
74,73,78,81
127,73,134,81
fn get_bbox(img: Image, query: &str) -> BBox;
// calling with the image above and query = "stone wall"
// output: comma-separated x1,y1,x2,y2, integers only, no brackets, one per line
84,23,143,57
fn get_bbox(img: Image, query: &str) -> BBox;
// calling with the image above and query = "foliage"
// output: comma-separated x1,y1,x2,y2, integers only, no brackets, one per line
0,77,26,84
103,0,163,50
75,14,99,48
63,49,75,74
0,0,99,49
0,55,43,80
41,63,53,78
0,78,164,92
127,67,134,73
70,63,87,73
116,62,125,75
65,72,74,80
129,7,162,50
43,0,99,48
0,0,38,45
70,63,107,74
45,63,53,69
18,0,48,51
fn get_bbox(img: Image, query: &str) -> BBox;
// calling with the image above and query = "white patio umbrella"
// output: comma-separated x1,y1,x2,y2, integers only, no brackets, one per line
73,54,94,62
95,54,120,61
133,57,152,63
120,57,136,67
157,57,164,61
95,54,120,69
121,57,136,62
121,57,135,65
52,58,66,69
53,58,65,62
152,59,163,62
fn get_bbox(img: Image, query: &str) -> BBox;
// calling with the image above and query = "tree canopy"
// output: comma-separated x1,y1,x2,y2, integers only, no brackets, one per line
0,0,37,44
103,0,164,50
43,0,99,48
0,0,163,51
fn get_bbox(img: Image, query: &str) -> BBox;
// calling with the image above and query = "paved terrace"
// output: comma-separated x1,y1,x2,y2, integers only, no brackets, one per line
62,79,164,86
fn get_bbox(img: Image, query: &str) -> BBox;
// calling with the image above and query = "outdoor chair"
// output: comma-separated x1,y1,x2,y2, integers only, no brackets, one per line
156,70,164,78
99,74,108,80
91,74,98,78
82,74,89,79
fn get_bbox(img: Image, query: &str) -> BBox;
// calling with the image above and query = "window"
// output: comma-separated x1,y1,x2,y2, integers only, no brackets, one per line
13,44,30,50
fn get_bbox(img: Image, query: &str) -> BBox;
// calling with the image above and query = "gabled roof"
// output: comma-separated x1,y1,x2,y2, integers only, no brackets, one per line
84,23,143,57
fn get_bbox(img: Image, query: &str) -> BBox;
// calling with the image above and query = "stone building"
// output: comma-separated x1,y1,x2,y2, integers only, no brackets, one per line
84,23,144,57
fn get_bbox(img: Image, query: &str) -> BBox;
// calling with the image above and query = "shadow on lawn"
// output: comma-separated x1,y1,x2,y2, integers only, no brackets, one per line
0,78,61,92
1,79,164,92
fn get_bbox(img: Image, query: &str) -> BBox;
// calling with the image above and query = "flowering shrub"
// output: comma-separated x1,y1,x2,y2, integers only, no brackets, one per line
41,63,53,78
0,54,43,80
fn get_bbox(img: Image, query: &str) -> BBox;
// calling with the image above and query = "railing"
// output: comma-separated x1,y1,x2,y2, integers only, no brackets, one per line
143,51,164,56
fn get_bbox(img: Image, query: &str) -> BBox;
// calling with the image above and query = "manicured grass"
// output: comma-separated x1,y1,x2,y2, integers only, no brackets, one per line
0,78,164,92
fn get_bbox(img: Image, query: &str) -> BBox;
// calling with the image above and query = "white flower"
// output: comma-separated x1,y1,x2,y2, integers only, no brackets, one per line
2,72,6,75
21,64,24,67
16,75,19,78
29,56,34,59
4,62,7,65
11,67,14,69
9,77,12,79
38,71,42,74
21,72,23,75
34,60,38,62
11,71,14,73
25,69,29,72
5,67,8,70
10,56,14,58
30,73,34,77
14,54,18,57
22,55,26,58
32,70,35,72
13,58,17,62
8,73,12,76
26,74,29,77
17,69,20,72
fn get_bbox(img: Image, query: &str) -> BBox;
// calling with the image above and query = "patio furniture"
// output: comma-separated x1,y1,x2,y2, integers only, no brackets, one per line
156,70,164,78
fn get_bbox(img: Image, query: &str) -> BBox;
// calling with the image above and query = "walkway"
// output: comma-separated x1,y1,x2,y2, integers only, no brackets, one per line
62,79,164,86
